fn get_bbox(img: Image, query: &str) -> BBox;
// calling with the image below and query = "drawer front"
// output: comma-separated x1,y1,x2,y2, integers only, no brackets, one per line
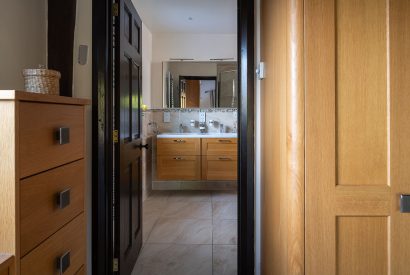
20,213,85,275
202,156,238,181
20,160,85,256
157,138,200,156
201,138,238,156
19,102,84,178
157,156,201,180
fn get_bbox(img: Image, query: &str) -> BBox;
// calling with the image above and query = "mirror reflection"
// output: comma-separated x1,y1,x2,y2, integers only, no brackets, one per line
163,61,238,108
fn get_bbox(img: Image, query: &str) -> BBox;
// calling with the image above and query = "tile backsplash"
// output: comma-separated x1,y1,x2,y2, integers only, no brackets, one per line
142,108,238,136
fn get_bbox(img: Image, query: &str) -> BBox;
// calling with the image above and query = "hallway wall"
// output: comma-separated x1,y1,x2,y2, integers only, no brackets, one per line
0,0,47,90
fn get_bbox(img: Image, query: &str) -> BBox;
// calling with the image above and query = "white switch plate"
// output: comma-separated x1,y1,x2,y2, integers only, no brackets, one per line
199,112,206,122
163,112,171,123
256,62,265,80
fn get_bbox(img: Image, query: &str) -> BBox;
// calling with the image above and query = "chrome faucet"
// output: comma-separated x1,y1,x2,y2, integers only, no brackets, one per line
199,122,207,133
179,123,184,133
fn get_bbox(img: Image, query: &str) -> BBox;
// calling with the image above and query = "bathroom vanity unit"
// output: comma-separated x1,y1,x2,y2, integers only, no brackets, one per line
156,133,238,184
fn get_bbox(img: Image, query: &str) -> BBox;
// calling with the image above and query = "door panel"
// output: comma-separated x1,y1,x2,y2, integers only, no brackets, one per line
115,0,143,274
305,1,410,274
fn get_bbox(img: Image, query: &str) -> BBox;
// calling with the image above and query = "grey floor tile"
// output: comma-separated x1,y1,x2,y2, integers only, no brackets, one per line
147,218,212,244
162,201,212,219
168,190,212,202
212,201,237,220
213,219,238,245
132,244,212,275
211,190,238,202
213,245,238,275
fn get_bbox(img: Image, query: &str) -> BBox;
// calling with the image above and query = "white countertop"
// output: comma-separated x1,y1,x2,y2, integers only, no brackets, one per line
157,133,238,138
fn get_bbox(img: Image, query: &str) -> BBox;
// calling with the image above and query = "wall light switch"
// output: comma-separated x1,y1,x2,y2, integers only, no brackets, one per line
163,112,171,123
199,112,206,123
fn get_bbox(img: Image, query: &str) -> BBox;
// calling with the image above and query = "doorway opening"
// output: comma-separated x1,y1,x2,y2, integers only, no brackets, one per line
92,0,254,274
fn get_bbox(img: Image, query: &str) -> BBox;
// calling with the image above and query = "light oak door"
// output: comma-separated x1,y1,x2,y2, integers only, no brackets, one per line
305,0,410,274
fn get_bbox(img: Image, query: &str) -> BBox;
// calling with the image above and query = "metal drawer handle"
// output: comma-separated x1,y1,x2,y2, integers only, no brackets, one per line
56,127,70,145
56,189,71,209
173,139,186,143
218,140,231,143
218,157,232,161
400,194,410,213
56,251,71,274
173,157,185,160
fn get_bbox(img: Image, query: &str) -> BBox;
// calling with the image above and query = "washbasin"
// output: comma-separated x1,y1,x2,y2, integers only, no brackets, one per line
157,132,237,138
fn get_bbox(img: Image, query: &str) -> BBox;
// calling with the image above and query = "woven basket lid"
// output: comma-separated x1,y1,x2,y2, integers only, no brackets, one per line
22,69,61,78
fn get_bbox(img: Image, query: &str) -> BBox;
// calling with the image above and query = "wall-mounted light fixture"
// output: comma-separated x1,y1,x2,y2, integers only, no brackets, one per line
210,58,235,61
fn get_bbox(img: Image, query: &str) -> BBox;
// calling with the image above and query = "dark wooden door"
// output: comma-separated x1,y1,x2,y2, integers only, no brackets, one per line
114,0,143,274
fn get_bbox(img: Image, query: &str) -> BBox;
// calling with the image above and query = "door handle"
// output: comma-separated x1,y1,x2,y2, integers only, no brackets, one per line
400,194,410,213
135,144,149,150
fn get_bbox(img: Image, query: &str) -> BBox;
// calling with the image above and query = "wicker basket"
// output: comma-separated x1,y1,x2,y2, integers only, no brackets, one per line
22,68,61,95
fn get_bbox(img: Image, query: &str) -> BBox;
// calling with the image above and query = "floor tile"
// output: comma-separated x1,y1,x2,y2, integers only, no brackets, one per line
212,190,238,202
213,245,238,275
142,213,159,243
213,219,238,245
168,190,212,202
132,244,212,275
162,201,212,219
147,218,212,244
212,201,237,220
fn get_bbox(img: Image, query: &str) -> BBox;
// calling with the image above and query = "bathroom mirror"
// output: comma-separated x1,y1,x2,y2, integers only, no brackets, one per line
163,61,238,108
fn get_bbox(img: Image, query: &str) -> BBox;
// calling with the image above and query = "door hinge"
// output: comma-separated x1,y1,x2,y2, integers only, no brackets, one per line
112,3,119,17
113,130,119,143
113,258,119,272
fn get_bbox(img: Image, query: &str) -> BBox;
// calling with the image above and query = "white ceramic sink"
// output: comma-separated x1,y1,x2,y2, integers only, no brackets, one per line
157,133,237,138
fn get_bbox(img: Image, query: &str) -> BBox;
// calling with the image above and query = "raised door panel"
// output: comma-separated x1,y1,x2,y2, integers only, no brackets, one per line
20,160,85,256
305,0,410,274
19,102,84,178
157,138,201,156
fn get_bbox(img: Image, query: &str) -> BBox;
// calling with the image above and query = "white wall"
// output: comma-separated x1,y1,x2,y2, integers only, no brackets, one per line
151,33,237,108
72,0,92,273
0,0,47,90
142,23,153,107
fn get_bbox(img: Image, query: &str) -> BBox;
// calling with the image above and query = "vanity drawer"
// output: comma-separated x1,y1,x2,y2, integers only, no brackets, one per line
20,213,85,275
202,155,238,181
157,138,200,156
201,138,238,156
20,160,85,256
157,156,201,180
19,102,85,178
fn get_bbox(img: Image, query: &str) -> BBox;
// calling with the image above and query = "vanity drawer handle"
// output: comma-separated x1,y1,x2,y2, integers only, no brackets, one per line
56,189,71,209
218,157,232,161
173,139,186,143
56,127,70,145
173,157,185,160
56,251,71,274
218,140,231,143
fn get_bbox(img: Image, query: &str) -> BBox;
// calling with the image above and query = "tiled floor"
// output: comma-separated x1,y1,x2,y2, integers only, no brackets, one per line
132,190,238,275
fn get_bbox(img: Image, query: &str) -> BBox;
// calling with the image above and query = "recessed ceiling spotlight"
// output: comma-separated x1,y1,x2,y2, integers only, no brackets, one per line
188,17,193,21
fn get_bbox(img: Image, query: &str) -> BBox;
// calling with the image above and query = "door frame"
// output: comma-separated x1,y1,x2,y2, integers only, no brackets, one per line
91,0,255,274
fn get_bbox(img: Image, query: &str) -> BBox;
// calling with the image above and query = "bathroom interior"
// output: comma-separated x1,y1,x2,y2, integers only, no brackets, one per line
134,1,238,274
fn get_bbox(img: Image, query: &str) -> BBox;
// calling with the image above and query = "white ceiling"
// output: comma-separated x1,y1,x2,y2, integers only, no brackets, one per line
132,0,237,34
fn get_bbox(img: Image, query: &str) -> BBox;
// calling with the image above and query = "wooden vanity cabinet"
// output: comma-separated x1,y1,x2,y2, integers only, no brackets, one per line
156,137,238,181
201,138,238,180
157,138,201,180
0,91,89,274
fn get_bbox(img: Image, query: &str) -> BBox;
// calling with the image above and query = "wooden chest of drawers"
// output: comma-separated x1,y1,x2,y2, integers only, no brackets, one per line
0,91,90,274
